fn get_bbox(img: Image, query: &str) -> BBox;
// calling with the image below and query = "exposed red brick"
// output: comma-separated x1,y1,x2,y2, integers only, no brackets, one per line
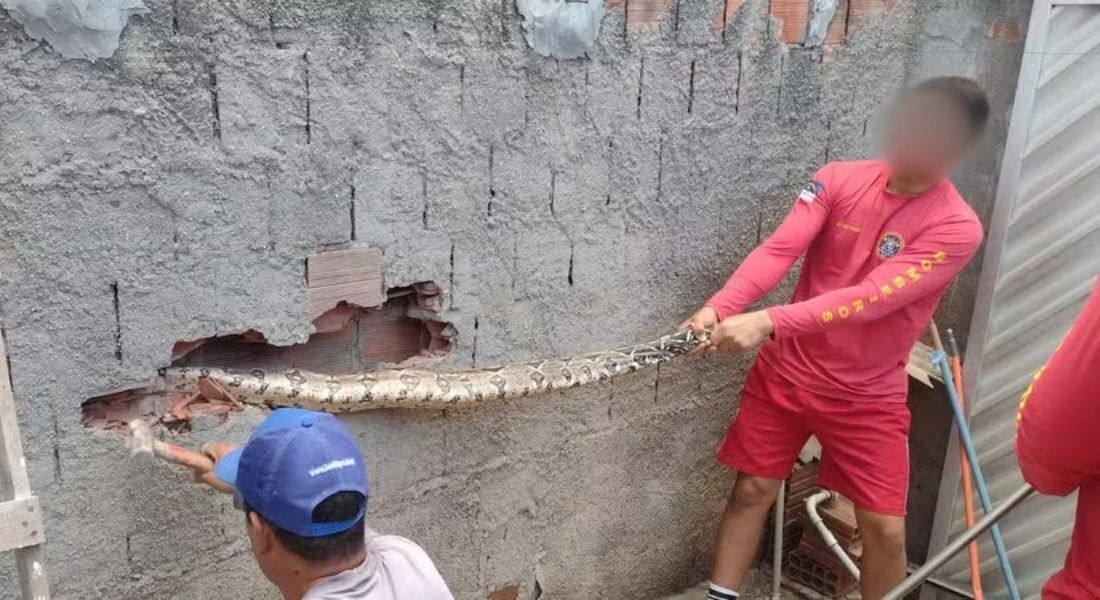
771,0,809,44
313,304,358,334
487,586,520,600
847,0,895,32
307,247,383,319
713,0,745,30
771,0,847,45
987,19,1022,42
625,0,677,31
171,339,206,361
82,281,454,431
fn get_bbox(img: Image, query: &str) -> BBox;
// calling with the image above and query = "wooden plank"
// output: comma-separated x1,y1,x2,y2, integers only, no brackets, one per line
0,498,44,554
0,327,51,599
0,327,31,496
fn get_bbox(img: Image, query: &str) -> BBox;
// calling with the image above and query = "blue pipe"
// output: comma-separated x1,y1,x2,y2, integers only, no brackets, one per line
931,349,1021,600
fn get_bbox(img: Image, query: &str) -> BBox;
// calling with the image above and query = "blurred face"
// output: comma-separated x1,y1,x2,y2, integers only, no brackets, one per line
883,91,975,182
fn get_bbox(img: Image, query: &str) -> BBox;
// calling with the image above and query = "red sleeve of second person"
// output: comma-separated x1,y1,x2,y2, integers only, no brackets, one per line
1016,278,1100,496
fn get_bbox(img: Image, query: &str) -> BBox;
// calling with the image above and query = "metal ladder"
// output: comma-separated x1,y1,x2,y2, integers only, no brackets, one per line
0,327,49,599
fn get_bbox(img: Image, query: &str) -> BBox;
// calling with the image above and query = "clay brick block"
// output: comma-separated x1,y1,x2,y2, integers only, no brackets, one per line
771,0,847,45
625,0,676,31
488,585,520,600
987,19,1022,42
307,247,384,318
359,311,428,364
848,0,894,31
771,0,809,44
714,0,745,29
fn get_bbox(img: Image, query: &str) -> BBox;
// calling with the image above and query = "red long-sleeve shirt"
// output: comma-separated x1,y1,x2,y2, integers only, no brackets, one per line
1016,279,1100,599
707,160,983,402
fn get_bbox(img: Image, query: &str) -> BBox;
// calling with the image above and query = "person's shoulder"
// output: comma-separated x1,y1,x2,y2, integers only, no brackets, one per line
817,159,881,179
937,182,984,240
367,533,435,559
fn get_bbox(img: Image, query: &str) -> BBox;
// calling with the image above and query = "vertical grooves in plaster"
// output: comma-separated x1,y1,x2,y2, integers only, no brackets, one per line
459,64,466,114
488,146,496,218
349,185,357,240
842,0,853,39
636,57,645,120
776,53,785,116
606,139,614,206
656,136,664,202
448,243,456,310
673,0,682,31
421,170,429,228
548,170,556,216
734,50,743,114
567,244,575,286
111,282,122,362
687,60,696,114
51,409,61,482
303,51,312,144
824,118,832,163
209,66,222,140
471,317,479,367
755,211,764,244
171,221,180,260
623,0,630,36
510,239,518,293
653,363,661,402
721,0,730,43
171,0,180,33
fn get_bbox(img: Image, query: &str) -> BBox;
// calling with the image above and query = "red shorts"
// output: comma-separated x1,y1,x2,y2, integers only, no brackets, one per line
716,358,911,516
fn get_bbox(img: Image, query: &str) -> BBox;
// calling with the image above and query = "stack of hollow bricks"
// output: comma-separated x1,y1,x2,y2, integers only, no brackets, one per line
760,461,863,598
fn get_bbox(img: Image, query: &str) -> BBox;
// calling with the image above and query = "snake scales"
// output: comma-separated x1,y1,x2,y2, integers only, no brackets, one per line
159,329,704,412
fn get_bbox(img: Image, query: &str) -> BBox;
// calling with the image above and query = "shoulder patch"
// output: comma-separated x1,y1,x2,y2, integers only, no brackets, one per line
798,180,824,203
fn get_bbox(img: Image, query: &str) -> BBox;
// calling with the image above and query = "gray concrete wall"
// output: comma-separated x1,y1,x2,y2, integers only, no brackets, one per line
0,0,1029,598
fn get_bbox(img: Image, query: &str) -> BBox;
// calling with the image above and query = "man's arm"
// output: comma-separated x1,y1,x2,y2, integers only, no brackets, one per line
704,166,837,321
763,216,983,339
1016,279,1100,496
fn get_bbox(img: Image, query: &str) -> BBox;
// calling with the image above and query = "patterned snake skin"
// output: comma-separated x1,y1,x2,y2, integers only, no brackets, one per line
159,329,704,412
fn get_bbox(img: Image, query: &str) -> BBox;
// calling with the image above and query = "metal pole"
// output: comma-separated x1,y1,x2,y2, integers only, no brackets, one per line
883,484,1035,600
933,349,1022,599
771,480,786,600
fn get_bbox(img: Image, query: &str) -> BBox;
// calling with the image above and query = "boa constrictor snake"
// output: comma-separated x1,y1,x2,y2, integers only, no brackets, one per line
158,329,705,412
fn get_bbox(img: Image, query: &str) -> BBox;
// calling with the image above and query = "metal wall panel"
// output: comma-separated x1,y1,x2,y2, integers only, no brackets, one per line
927,2,1100,598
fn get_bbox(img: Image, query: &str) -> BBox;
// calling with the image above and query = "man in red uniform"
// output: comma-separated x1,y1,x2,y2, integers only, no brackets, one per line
1016,279,1100,599
683,77,990,600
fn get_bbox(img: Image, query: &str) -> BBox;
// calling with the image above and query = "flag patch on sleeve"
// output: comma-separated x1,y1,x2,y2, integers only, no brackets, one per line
798,181,824,203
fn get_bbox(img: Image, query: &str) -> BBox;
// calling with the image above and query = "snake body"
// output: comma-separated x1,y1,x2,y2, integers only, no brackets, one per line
159,329,703,412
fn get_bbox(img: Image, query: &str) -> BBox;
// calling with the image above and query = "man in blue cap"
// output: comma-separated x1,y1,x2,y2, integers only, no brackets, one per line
198,408,453,600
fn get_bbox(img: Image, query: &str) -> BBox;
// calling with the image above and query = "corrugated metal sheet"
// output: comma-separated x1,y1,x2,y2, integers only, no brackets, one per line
927,2,1100,598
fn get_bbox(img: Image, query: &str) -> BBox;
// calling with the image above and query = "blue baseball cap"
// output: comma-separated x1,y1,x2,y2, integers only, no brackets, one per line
215,408,370,538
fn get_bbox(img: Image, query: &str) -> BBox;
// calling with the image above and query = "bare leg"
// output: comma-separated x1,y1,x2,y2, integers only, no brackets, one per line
710,474,784,589
855,507,907,600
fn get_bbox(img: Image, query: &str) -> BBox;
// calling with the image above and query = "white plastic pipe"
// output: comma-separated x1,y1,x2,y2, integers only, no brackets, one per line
805,490,861,579
771,481,786,600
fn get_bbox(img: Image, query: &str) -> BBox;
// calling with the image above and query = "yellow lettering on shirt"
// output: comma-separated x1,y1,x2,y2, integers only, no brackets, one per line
822,311,834,323
893,276,906,289
907,267,921,282
853,299,865,313
868,294,879,304
933,250,947,263
838,305,850,319
920,259,933,272
880,285,893,298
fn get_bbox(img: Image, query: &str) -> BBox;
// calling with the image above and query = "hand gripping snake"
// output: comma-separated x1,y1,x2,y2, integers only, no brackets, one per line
158,329,705,412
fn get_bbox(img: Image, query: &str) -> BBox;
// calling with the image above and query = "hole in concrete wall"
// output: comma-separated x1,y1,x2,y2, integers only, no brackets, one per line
80,282,455,433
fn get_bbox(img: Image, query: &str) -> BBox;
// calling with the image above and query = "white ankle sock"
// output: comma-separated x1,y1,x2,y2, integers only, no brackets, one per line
707,582,739,600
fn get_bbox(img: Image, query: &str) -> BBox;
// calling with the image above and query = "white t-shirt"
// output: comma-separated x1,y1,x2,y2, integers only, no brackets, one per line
303,532,453,600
